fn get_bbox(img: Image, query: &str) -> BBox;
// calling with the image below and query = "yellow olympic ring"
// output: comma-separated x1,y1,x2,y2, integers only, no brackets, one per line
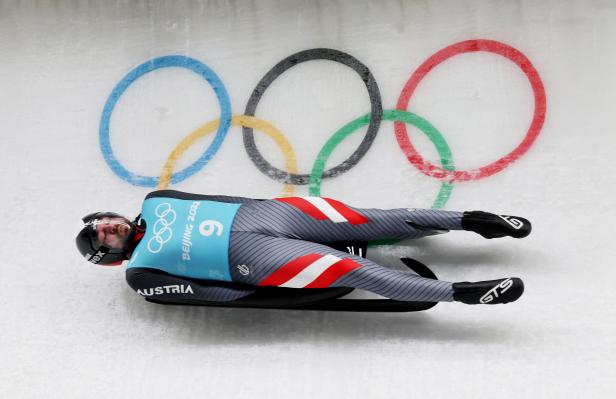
158,115,298,196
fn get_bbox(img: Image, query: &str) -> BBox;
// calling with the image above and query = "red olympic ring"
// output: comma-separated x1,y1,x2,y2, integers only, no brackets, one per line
395,39,547,182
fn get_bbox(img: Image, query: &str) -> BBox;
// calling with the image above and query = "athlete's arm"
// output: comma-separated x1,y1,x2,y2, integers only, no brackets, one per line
126,268,255,303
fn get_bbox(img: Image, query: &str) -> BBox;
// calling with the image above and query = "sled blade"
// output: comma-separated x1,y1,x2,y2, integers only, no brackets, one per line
400,257,438,280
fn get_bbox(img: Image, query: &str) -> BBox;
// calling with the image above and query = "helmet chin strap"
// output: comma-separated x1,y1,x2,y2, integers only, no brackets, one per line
124,216,146,259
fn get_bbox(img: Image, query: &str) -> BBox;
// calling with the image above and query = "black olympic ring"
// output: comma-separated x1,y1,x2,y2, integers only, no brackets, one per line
242,48,383,185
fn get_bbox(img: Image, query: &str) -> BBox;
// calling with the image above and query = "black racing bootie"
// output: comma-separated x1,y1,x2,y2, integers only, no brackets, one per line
462,211,531,239
453,278,524,304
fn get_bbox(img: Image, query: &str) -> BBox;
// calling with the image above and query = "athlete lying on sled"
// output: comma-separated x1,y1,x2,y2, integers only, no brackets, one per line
75,190,531,312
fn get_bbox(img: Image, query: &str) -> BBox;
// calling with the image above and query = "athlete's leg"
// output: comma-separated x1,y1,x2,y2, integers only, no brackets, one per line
234,197,461,242
229,232,454,302
233,197,531,242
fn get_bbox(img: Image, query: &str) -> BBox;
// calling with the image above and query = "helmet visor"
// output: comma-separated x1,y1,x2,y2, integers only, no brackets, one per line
88,216,133,252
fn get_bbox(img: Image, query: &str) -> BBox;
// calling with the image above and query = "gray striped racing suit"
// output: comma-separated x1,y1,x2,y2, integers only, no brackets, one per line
194,193,463,303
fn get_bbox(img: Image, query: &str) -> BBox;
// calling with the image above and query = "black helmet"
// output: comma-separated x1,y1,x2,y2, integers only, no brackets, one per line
76,212,136,265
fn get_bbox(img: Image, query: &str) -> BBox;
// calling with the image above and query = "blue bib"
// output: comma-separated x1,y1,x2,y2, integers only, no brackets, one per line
127,197,241,281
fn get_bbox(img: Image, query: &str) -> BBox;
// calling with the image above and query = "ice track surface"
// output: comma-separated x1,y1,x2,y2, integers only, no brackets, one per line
1,0,615,398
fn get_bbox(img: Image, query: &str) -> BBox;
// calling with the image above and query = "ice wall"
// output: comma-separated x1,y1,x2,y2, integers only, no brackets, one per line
1,1,614,397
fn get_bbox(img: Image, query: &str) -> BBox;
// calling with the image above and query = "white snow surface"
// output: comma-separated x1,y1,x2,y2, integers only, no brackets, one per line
1,0,615,397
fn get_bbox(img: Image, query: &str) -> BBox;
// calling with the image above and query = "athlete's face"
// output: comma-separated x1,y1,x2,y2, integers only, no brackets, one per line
94,217,132,249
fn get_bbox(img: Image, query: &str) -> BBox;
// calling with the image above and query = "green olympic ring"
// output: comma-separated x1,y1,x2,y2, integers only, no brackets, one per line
309,109,455,246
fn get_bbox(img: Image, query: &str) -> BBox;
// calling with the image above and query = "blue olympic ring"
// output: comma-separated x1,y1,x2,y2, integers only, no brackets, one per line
99,55,232,187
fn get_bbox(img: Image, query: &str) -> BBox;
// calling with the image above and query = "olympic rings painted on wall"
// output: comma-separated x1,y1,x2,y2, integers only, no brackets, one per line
99,55,232,187
308,109,455,210
158,115,299,196
395,39,547,182
242,48,383,185
99,39,547,209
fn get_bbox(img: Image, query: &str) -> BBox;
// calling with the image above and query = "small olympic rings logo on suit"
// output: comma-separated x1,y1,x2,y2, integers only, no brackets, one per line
147,203,177,254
